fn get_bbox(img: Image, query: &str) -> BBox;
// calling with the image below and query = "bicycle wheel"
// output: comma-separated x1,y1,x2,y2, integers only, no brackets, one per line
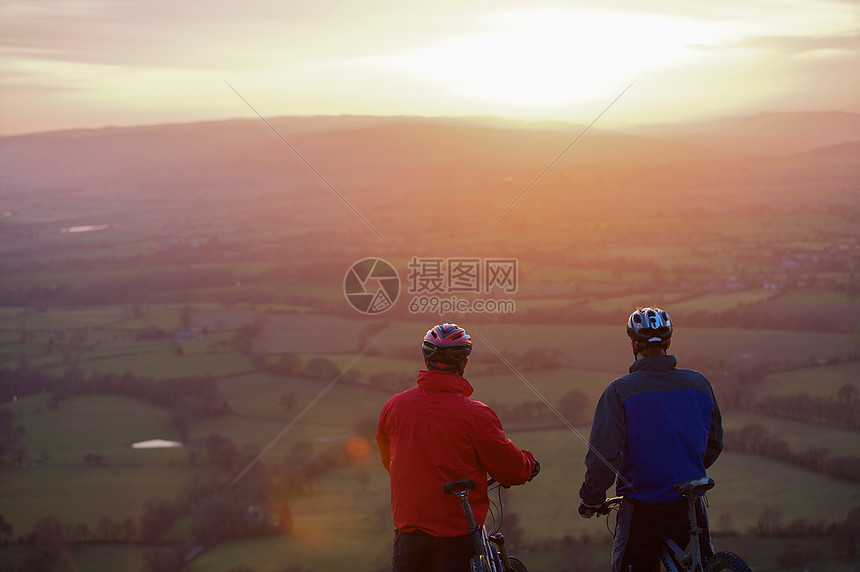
509,556,528,572
470,555,489,572
705,551,751,572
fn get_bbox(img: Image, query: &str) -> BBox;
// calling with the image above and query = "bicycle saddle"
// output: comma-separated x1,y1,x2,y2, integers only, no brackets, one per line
674,477,715,496
443,478,476,495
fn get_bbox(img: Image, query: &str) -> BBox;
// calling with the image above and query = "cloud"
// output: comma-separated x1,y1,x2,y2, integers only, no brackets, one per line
1,0,858,134
734,33,860,55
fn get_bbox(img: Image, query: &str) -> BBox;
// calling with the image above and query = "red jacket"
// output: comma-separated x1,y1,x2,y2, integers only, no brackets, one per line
377,370,536,537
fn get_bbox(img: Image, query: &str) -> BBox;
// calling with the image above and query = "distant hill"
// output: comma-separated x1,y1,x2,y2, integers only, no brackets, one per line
0,115,719,198
801,139,860,162
633,111,860,156
0,111,856,208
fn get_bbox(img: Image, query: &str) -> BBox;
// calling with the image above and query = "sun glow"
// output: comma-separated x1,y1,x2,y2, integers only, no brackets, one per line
361,10,731,109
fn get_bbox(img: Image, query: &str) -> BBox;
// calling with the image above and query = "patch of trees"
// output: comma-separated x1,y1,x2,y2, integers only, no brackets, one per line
82,453,106,466
0,366,227,415
0,367,230,460
753,384,858,431
0,267,234,306
0,366,57,403
0,408,26,466
491,390,590,428
724,423,860,482
753,505,859,570
257,354,361,385
53,371,231,440
8,515,137,572
231,315,266,356
682,355,834,411
371,343,566,376
750,506,860,561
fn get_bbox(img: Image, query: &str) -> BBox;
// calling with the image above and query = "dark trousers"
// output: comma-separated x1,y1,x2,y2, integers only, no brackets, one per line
612,498,714,572
392,529,476,572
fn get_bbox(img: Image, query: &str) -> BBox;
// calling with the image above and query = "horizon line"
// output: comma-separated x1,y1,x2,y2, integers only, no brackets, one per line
3,108,859,139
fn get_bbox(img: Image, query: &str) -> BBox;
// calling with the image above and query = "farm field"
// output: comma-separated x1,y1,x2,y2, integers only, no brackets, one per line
723,411,859,456
751,361,860,399
1,113,859,571
502,429,860,544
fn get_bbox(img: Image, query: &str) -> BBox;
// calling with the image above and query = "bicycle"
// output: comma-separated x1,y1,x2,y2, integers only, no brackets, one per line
443,477,529,572
599,477,751,572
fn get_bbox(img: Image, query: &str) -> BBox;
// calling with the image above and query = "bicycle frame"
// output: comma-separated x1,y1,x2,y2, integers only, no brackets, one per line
603,477,715,572
444,478,521,572
660,485,708,572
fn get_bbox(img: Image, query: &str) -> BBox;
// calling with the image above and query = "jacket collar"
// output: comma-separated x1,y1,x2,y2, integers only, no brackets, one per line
417,369,474,397
629,354,678,374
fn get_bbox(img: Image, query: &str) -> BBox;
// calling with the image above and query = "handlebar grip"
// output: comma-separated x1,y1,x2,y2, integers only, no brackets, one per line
601,496,623,514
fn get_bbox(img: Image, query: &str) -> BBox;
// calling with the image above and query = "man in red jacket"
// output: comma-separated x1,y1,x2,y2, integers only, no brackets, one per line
377,323,538,572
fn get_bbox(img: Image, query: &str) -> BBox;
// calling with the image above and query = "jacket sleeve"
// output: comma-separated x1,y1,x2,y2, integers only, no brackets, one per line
579,382,626,505
376,401,391,471
704,381,723,469
472,405,535,487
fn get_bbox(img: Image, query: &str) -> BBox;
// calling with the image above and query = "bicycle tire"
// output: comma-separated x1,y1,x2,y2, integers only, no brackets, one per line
659,551,678,572
509,556,528,572
705,551,752,572
470,556,489,572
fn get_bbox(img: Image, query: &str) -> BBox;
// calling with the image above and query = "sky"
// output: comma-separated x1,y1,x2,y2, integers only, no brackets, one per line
0,0,858,135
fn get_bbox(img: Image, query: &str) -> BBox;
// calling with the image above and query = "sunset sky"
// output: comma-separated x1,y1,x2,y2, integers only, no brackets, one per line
1,0,857,135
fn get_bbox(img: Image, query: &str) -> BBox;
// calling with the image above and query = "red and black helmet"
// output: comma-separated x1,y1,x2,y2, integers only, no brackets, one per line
422,323,472,371
627,307,673,344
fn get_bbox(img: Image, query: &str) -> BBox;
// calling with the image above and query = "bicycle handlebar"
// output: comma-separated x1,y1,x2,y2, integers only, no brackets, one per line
601,496,623,514
486,459,540,489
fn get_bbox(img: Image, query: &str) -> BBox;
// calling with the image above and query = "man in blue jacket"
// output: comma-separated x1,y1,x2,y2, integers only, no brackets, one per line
578,307,723,571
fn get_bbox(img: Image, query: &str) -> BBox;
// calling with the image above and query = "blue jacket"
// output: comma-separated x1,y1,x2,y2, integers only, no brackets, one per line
579,355,723,505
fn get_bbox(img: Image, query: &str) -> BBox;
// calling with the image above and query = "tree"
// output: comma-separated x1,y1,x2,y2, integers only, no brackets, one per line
0,513,12,539
140,500,184,543
558,390,589,425
200,433,241,472
97,517,121,542
189,498,261,546
837,383,857,403
279,391,297,413
832,506,860,557
273,354,300,376
305,357,340,380
180,305,194,331
121,517,136,543
756,506,783,536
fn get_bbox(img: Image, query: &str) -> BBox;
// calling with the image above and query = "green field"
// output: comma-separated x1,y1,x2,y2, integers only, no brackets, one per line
724,411,860,456
252,314,383,354
0,465,196,537
302,353,417,379
584,292,686,313
472,367,613,418
12,393,181,465
751,361,860,400
779,290,855,304
381,321,859,371
51,544,154,572
668,289,778,313
503,428,860,543
46,348,254,379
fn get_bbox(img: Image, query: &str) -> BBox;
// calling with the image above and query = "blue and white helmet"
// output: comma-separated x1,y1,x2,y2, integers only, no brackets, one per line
627,307,673,344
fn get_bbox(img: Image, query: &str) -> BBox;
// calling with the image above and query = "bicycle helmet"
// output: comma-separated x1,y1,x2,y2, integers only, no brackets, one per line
422,323,472,372
627,307,673,344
